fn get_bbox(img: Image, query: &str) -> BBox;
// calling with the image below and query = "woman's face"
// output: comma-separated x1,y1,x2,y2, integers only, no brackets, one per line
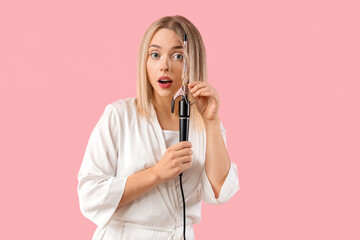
147,28,184,100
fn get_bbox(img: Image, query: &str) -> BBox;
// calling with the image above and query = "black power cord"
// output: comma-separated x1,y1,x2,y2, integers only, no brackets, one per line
179,173,186,240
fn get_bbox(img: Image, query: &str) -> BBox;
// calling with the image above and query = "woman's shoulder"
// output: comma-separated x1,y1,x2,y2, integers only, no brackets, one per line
100,97,140,127
105,97,136,113
98,97,138,123
108,97,135,109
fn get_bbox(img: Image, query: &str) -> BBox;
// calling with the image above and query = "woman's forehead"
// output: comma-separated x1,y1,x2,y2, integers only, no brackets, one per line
149,29,182,48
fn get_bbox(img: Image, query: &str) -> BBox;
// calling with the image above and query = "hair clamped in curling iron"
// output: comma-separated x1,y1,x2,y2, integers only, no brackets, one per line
171,33,191,240
171,34,192,143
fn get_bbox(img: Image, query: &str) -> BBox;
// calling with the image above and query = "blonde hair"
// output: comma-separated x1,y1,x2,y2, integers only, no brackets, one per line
136,15,207,131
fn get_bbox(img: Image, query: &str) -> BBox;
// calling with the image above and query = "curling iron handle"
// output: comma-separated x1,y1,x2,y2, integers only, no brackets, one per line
179,96,190,142
180,117,189,142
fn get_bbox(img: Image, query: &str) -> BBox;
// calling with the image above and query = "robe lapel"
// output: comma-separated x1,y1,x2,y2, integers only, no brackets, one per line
149,103,167,156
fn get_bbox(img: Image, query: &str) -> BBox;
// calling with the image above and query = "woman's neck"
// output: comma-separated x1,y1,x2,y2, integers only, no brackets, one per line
152,94,180,120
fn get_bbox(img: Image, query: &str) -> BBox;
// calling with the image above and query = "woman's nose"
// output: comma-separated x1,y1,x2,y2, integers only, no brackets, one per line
160,58,170,72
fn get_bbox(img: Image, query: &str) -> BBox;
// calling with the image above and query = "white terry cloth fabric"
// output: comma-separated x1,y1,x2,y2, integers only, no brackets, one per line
77,97,240,240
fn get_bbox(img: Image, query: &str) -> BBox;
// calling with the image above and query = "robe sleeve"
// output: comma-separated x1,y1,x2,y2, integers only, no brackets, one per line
77,104,127,228
199,121,240,204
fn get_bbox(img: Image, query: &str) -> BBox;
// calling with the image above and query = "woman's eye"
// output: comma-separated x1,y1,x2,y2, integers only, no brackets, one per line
173,53,183,60
150,52,160,59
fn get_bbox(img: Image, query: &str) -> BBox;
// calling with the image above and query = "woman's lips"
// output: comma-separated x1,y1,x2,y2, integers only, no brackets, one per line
158,76,173,89
158,81,173,88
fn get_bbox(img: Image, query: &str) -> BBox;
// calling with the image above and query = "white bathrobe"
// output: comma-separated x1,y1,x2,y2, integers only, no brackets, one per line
77,97,240,240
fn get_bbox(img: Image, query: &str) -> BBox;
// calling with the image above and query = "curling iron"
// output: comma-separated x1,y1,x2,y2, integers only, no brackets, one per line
171,33,191,240
171,34,191,143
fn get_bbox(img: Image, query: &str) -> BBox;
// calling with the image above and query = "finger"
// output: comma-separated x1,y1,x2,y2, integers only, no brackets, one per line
173,148,193,158
171,141,192,151
193,87,218,98
191,85,209,95
189,82,208,93
187,81,200,88
176,155,192,164
191,86,217,98
197,91,220,103
181,161,192,172
192,86,213,97
196,91,217,98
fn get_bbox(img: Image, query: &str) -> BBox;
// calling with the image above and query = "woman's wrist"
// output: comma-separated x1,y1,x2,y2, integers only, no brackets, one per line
148,165,163,185
203,116,220,129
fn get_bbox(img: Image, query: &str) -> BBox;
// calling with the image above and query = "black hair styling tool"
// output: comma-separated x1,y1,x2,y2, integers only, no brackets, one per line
171,33,191,240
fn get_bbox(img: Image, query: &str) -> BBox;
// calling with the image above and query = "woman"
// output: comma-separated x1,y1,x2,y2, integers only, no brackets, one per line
77,15,239,240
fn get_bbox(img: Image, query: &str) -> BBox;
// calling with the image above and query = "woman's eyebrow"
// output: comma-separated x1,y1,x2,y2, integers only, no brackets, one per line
149,44,183,49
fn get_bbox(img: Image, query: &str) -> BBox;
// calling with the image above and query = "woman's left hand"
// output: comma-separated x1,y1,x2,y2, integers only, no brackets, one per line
188,81,220,122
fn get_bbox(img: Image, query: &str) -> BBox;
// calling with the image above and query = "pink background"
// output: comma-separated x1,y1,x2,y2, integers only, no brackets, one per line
1,0,359,239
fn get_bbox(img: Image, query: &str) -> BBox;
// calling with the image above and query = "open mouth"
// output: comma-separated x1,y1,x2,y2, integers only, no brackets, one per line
158,80,173,84
158,79,173,88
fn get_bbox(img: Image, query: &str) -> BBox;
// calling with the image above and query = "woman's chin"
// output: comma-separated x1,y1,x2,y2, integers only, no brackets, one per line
153,87,180,99
154,91,174,99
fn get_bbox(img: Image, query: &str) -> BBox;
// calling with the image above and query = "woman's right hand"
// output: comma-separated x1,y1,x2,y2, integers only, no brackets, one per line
151,141,193,183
